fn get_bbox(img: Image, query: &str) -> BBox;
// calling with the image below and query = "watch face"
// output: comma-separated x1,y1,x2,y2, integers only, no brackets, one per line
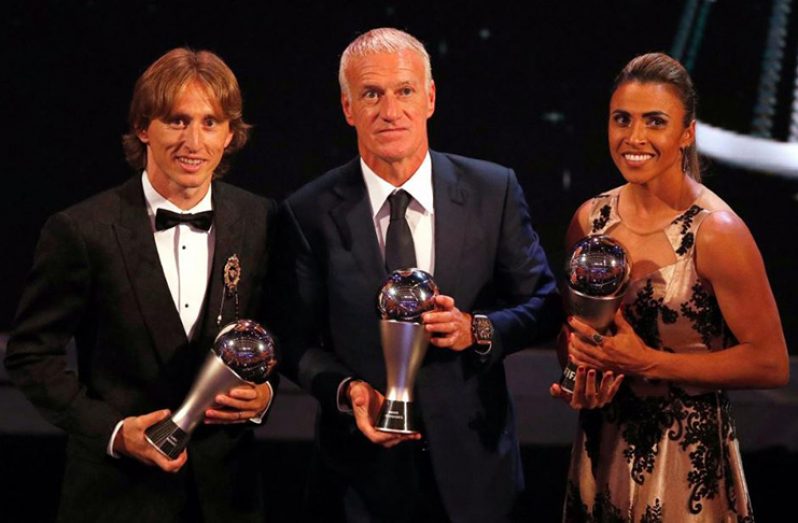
474,316,493,342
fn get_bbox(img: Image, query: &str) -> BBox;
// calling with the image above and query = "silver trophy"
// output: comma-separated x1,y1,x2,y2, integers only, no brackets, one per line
145,319,277,459
375,268,439,434
560,235,630,393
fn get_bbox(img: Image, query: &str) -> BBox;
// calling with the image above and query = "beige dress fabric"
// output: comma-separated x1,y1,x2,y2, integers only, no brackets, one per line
563,185,754,523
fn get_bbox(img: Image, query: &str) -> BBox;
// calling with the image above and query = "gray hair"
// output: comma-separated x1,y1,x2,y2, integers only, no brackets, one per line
339,27,433,98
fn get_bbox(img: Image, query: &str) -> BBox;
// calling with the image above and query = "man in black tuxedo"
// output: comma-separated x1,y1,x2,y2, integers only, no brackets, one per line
274,28,561,522
4,48,275,522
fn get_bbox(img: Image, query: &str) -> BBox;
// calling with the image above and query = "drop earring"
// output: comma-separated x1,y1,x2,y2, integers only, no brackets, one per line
680,147,690,175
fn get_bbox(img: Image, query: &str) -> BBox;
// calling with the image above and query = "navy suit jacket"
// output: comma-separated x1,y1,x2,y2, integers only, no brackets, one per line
5,176,276,522
274,151,561,522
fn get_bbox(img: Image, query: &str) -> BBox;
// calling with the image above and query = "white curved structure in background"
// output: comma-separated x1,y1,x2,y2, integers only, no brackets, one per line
696,121,798,178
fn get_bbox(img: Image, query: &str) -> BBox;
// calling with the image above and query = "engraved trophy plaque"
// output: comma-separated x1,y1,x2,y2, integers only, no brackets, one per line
560,235,630,393
375,268,438,434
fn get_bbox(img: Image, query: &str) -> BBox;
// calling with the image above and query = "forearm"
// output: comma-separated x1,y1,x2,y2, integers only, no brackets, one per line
489,170,562,360
488,291,562,359
642,341,788,390
6,341,121,448
294,345,353,412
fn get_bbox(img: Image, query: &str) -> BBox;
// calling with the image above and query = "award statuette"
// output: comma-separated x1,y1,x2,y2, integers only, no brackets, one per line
145,319,277,459
375,268,439,434
560,235,631,394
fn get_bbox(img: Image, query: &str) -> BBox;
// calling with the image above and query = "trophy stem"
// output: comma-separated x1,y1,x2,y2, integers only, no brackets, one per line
376,320,429,434
145,351,244,458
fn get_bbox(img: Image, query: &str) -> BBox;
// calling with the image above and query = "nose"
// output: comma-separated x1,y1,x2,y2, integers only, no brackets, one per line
182,122,201,150
627,120,647,145
379,94,401,122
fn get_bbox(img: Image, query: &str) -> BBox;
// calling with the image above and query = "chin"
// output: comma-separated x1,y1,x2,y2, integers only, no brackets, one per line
172,174,212,188
622,175,657,186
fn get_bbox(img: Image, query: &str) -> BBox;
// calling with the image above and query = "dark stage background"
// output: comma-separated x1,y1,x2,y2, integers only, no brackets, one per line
2,1,797,521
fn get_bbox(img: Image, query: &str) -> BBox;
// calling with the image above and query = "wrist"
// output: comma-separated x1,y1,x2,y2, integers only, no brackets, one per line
640,347,664,381
337,377,364,413
471,313,494,355
346,379,364,406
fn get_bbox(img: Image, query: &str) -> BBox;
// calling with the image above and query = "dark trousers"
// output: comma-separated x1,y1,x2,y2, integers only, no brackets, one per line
304,439,449,523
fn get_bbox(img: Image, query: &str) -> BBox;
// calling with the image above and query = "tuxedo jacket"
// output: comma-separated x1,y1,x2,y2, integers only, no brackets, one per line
5,176,276,522
275,151,561,522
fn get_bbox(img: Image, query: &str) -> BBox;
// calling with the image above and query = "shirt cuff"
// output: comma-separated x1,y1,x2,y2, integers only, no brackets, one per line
249,381,275,424
336,377,358,414
107,419,125,458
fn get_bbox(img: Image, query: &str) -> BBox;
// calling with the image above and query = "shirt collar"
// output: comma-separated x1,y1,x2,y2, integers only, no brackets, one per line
360,153,434,218
141,171,214,218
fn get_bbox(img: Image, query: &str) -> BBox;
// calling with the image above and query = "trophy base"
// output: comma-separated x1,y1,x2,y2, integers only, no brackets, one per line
559,360,578,394
559,361,605,395
145,418,189,459
376,399,417,434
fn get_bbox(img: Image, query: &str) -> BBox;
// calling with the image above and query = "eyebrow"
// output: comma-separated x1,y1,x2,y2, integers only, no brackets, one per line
612,109,671,118
359,83,384,92
360,79,417,89
164,111,221,120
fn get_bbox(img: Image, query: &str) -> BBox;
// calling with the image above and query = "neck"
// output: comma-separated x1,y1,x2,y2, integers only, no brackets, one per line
626,170,700,214
169,190,208,210
360,147,428,187
147,174,211,210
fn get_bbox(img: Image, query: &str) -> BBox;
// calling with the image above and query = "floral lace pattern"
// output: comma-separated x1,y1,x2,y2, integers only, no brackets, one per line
672,205,703,256
625,280,677,349
680,282,737,348
592,204,612,233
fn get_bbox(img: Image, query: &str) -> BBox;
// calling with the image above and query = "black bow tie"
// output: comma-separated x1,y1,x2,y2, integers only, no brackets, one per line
155,209,214,231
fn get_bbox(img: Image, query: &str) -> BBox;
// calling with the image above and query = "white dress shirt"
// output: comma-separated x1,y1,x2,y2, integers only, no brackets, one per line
142,172,215,339
360,152,435,274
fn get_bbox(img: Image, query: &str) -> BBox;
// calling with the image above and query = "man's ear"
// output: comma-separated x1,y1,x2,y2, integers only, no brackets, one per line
426,80,436,119
342,93,355,127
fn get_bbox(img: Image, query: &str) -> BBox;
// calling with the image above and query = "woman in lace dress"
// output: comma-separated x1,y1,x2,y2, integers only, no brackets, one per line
551,53,789,522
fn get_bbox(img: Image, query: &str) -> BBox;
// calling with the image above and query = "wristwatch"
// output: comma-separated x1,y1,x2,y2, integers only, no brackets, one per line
471,314,494,355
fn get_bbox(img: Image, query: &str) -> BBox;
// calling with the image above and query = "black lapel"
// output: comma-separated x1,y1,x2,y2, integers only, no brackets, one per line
199,181,244,340
329,159,386,283
431,151,469,296
113,176,187,364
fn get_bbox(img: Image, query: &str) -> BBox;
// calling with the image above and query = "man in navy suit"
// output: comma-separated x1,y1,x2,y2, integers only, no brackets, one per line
274,28,561,522
5,48,275,522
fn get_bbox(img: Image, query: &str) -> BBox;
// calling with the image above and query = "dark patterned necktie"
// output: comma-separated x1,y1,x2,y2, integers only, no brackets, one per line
155,209,214,231
384,190,417,271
